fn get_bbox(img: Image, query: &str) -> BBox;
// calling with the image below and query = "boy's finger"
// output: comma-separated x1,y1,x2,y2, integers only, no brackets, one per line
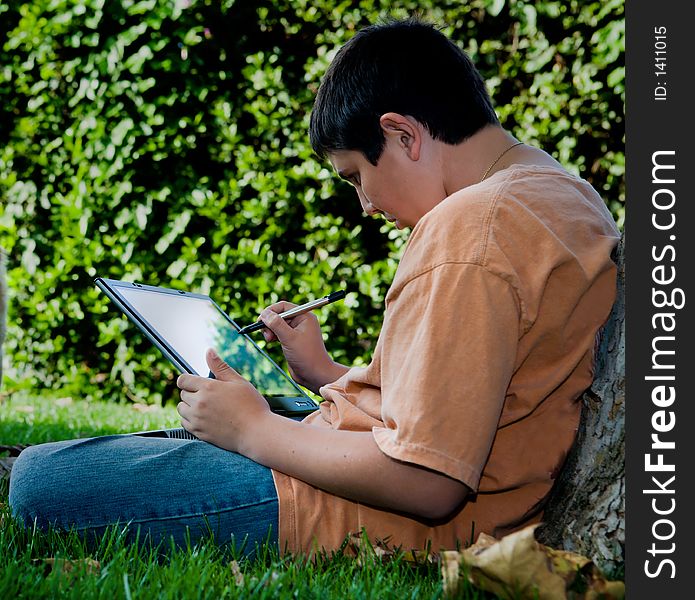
259,308,295,342
205,348,242,382
177,373,204,392
263,300,298,314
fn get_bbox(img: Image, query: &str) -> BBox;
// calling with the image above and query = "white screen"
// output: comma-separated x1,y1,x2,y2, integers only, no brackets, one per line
118,287,298,396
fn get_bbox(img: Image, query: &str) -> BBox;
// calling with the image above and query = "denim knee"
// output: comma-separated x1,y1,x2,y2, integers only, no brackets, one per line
7,435,280,553
8,444,53,526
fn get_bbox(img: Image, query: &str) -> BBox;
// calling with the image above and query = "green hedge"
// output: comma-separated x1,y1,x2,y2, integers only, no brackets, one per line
0,0,624,404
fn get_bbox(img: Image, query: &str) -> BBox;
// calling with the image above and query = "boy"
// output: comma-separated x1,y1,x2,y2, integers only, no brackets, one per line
10,19,620,555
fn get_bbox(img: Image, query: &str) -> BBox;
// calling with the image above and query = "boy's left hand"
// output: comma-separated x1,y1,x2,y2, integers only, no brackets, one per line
176,348,270,452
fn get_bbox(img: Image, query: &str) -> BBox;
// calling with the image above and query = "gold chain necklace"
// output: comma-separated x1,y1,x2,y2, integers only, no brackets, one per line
480,141,524,182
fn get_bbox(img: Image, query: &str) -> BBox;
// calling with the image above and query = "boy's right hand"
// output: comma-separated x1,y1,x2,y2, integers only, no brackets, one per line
258,301,349,394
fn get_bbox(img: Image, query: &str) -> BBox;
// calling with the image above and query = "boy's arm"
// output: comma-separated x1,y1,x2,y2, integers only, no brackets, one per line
246,414,469,520
177,349,469,521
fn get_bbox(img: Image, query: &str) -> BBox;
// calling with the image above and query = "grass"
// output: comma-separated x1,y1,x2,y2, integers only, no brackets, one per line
0,390,492,599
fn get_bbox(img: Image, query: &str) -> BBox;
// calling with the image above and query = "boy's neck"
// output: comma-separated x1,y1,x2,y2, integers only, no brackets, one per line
440,126,522,196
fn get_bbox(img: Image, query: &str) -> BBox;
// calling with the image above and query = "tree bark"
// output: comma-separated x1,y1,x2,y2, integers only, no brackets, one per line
0,248,7,387
536,235,625,574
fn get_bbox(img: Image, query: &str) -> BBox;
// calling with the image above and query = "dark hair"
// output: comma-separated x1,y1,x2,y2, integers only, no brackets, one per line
309,18,499,165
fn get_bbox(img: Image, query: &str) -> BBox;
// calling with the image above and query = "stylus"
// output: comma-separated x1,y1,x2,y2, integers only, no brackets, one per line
237,290,347,334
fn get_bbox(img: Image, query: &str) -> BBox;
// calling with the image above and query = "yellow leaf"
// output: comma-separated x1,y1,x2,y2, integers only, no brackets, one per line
401,549,436,565
34,558,101,576
229,560,244,586
441,525,625,600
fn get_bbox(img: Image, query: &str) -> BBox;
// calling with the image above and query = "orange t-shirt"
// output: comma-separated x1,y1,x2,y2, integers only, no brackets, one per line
272,164,620,554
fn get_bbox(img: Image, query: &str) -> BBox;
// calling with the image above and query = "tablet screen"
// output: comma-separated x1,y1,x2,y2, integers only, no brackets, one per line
117,286,301,396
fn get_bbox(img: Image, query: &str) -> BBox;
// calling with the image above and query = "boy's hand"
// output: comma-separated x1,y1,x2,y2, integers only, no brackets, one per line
176,348,270,452
178,352,468,521
259,301,349,393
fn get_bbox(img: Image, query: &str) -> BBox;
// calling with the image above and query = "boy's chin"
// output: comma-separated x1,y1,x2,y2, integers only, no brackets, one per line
383,212,412,230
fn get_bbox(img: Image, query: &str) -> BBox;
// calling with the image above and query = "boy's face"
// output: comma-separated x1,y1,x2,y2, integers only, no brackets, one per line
328,116,444,229
330,149,408,229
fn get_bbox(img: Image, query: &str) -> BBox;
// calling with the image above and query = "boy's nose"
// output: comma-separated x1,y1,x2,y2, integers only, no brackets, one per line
360,197,380,217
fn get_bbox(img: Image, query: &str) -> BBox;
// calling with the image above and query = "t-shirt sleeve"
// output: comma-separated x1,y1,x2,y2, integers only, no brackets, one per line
372,262,520,491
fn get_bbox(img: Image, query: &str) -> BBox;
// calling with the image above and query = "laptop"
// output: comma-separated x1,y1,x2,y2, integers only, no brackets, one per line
94,278,319,440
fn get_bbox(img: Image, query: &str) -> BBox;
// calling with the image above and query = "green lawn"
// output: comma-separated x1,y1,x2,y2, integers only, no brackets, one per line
0,391,485,599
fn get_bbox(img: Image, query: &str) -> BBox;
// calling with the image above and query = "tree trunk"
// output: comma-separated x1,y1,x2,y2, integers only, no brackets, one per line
0,248,7,387
536,235,625,574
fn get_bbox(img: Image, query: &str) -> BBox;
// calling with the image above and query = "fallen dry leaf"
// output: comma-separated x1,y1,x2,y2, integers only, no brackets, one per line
347,532,391,566
441,550,463,596
0,457,16,480
544,548,625,600
400,548,436,566
0,444,31,456
1,444,29,481
441,525,624,600
230,560,245,586
229,561,281,589
33,558,101,577
345,532,435,569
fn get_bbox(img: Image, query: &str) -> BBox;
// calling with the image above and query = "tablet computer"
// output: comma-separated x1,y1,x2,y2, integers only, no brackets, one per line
94,277,318,418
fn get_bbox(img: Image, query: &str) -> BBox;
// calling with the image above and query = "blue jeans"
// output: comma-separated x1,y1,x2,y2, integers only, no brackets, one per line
8,434,278,555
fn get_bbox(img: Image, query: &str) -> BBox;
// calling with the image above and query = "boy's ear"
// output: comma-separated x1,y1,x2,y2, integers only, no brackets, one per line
379,113,422,161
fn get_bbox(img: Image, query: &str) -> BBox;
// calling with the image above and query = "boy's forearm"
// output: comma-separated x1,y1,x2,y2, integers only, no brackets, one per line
239,412,468,521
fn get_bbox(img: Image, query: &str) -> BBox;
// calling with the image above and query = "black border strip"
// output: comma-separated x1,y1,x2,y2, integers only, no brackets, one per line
625,3,693,595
